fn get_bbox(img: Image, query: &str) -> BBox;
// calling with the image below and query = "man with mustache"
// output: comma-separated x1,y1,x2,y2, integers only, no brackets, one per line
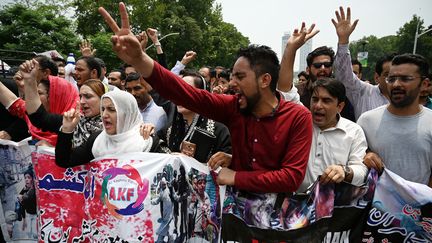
98,3,313,193
357,54,432,186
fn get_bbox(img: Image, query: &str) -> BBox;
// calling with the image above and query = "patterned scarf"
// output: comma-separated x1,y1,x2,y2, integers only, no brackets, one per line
72,115,103,148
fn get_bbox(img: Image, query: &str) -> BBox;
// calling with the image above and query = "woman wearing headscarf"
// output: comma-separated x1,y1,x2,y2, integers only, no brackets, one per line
0,59,78,146
55,90,166,167
24,78,105,147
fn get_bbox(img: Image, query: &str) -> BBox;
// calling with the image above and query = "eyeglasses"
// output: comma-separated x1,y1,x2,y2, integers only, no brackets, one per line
312,62,332,69
385,75,424,84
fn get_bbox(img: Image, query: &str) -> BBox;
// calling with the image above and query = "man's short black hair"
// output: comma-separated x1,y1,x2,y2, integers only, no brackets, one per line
77,56,102,78
94,57,106,68
391,53,430,77
375,53,397,76
111,69,126,80
311,77,346,104
124,72,141,83
35,55,58,76
236,44,280,92
351,59,362,74
306,46,335,67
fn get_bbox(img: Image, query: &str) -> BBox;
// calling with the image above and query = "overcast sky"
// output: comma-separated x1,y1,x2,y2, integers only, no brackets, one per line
215,0,432,64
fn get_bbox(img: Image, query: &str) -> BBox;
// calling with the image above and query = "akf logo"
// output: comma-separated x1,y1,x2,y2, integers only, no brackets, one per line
101,164,149,219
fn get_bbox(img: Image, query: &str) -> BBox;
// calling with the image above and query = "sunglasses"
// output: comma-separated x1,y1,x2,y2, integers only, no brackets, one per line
312,62,332,69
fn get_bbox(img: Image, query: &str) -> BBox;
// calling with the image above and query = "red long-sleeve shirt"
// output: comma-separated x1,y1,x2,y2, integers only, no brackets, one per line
147,62,313,192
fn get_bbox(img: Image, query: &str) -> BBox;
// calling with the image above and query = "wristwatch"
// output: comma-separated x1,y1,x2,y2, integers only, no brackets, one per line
342,165,353,182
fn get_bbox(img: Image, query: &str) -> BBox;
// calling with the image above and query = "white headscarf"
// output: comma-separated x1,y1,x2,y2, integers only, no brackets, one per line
92,90,153,158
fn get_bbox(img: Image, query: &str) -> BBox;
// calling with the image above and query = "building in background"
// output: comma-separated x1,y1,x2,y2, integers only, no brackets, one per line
299,39,312,72
281,32,313,73
281,32,290,58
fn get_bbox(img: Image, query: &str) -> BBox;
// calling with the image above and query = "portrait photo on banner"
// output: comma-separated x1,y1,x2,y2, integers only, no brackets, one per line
0,138,37,242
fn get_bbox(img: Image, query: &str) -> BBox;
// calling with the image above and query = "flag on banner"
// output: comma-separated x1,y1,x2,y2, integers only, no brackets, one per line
362,169,432,242
0,138,37,242
34,147,222,243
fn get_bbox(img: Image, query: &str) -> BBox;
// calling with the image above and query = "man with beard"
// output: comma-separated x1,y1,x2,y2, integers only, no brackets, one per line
98,3,312,193
304,46,355,121
74,56,101,88
357,54,432,186
124,72,167,132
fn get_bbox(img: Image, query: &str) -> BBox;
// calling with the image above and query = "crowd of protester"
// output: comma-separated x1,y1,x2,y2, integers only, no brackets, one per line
0,3,431,241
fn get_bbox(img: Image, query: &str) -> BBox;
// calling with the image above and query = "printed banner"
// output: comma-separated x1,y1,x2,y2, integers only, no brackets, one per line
0,138,37,242
34,148,222,243
3,140,432,243
361,169,432,242
221,170,378,242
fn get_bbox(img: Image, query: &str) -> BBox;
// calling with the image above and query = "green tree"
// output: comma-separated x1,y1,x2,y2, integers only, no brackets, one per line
72,0,249,68
89,32,123,71
350,35,398,81
395,15,432,61
0,3,79,65
349,15,432,81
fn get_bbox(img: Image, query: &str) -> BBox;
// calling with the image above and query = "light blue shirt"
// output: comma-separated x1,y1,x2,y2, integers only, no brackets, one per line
141,99,168,132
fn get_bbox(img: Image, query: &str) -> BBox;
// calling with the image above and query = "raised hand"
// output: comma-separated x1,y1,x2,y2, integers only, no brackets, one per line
137,31,148,52
332,6,359,44
19,59,39,84
212,84,226,94
61,102,81,133
288,22,319,51
146,28,159,44
98,3,144,67
13,70,24,91
278,22,318,92
181,51,197,65
79,39,97,57
140,123,155,140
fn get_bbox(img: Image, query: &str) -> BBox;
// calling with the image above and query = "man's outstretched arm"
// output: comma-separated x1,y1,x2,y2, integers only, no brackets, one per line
99,3,154,78
278,22,319,92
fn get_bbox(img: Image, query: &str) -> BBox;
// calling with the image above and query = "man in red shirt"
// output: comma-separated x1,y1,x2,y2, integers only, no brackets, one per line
99,3,313,193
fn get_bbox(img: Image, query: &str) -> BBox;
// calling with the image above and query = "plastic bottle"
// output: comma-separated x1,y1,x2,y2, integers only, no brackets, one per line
64,53,78,90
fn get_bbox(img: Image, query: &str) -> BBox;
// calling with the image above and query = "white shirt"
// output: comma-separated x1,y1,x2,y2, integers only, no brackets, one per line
334,44,388,120
278,85,302,105
298,117,368,192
